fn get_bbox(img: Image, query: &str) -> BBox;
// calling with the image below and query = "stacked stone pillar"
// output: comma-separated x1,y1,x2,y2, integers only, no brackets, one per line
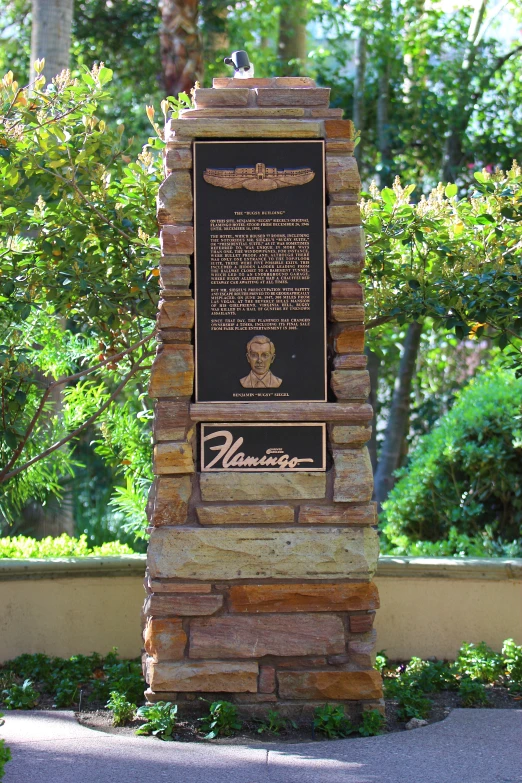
143,76,383,720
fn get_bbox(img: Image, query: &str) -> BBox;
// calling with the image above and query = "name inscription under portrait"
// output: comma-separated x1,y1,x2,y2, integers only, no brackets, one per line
200,423,326,472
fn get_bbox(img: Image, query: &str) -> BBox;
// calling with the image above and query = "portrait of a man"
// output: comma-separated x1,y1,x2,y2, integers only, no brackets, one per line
240,335,282,388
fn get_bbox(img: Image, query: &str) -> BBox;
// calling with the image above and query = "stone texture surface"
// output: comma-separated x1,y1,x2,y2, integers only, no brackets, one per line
330,425,372,446
160,225,194,256
298,504,377,525
154,400,191,441
331,281,364,301
259,666,276,693
330,303,365,323
194,88,250,107
189,614,345,658
154,442,194,475
334,354,368,369
325,119,355,138
144,593,223,617
199,472,326,501
334,447,374,503
159,265,191,289
143,618,187,661
331,370,371,400
196,505,295,525
334,324,365,353
147,580,212,593
191,401,372,423
147,526,379,580
146,476,191,526
349,613,376,633
181,107,306,118
328,254,365,280
328,204,361,226
149,661,258,692
168,119,323,140
159,254,192,266
157,298,194,330
228,582,380,613
157,172,193,224
148,345,194,398
256,88,330,106
327,227,364,255
277,669,382,700
164,144,192,171
326,155,361,196
213,76,316,88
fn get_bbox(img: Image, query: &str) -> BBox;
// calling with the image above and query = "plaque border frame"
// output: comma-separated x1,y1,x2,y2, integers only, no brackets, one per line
193,139,327,404
200,422,327,472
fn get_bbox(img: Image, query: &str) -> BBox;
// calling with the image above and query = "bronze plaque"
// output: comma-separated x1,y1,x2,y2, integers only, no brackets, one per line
194,140,326,403
201,423,326,472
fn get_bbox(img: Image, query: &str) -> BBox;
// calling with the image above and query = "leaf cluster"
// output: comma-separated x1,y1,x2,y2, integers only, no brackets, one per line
135,702,178,740
0,533,136,558
106,691,137,726
199,700,242,739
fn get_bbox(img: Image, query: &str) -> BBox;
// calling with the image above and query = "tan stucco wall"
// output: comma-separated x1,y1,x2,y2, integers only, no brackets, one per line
1,557,520,662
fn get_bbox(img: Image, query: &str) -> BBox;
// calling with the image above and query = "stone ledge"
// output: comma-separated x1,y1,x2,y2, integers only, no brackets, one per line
190,401,373,423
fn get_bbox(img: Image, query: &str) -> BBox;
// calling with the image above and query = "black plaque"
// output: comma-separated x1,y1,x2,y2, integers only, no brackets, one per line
201,423,326,472
194,140,326,402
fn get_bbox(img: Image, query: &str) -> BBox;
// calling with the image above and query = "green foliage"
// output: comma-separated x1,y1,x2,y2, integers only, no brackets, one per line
0,733,11,781
375,651,389,674
394,687,432,722
459,678,489,708
502,639,522,685
313,704,356,739
0,534,136,558
199,700,242,739
135,702,178,740
403,658,457,693
455,642,504,684
2,678,38,709
359,709,385,737
106,691,136,726
381,368,522,549
255,709,290,735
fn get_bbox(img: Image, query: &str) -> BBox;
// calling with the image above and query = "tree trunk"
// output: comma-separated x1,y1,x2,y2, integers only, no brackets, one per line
159,0,203,96
278,0,307,75
353,31,367,167
30,0,73,85
365,347,380,474
374,321,423,508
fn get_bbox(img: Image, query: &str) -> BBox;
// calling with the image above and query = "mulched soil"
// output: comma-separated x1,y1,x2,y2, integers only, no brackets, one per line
76,685,522,744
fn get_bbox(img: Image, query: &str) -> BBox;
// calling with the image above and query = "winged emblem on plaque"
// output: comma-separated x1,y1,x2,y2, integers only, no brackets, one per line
203,162,315,191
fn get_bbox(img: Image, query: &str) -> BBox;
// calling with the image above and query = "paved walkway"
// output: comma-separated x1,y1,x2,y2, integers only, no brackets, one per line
1,709,521,783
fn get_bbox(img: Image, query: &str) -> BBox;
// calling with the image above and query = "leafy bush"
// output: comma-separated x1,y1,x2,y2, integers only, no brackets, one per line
313,704,356,739
459,678,489,707
381,369,522,550
502,639,522,685
199,701,242,739
0,534,136,558
2,679,39,709
403,658,457,693
136,702,178,740
359,709,385,737
0,735,10,781
455,642,504,683
255,709,290,735
107,691,136,726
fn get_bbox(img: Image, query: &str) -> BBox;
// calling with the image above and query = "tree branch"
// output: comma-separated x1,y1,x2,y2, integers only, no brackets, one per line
365,315,395,330
0,355,153,484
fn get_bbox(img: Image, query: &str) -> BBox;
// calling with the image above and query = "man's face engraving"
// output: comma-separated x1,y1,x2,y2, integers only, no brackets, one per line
247,340,274,377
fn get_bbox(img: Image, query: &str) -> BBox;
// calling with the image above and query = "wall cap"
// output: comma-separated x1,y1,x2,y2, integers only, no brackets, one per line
0,554,521,581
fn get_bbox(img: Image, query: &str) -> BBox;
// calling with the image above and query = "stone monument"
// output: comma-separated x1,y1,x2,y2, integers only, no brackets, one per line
143,66,382,720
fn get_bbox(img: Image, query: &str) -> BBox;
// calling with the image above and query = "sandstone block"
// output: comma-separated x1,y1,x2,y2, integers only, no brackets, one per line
310,108,343,118
327,227,364,255
331,281,364,301
213,77,316,88
154,442,194,475
154,400,191,441
147,580,212,593
331,304,365,323
333,447,374,503
147,526,379,580
349,614,376,634
157,330,192,347
164,143,192,172
334,354,367,369
194,88,250,107
326,140,355,153
160,226,194,256
325,119,355,139
348,629,377,651
327,205,361,227
149,661,258,692
328,254,365,280
199,472,326,501
330,425,372,447
143,618,187,661
160,254,191,266
277,669,382,700
331,370,371,400
228,582,380,613
196,505,295,525
167,119,323,140
146,476,191,526
259,666,276,693
189,614,345,659
180,107,305,118
326,155,361,196
148,344,194,398
144,593,223,617
157,298,194,330
298,504,377,526
334,324,365,353
159,265,191,289
256,88,330,107
157,172,192,224
191,401,372,423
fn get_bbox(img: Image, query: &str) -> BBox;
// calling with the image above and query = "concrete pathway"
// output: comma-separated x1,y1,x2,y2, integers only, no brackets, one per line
1,709,521,783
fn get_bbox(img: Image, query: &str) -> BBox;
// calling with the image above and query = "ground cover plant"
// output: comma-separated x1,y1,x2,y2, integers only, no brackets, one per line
135,702,178,740
0,534,137,558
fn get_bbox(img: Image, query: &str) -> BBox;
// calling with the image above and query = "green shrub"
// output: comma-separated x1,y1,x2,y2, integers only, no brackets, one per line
404,658,457,693
455,642,504,683
313,704,356,739
2,679,39,709
359,709,385,736
0,534,136,558
136,702,178,740
459,678,489,707
255,709,289,735
502,639,522,691
381,369,522,550
107,691,136,726
199,700,242,739
0,735,10,781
